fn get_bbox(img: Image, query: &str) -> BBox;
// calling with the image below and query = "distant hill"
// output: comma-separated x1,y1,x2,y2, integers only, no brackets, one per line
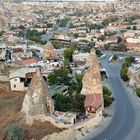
118,0,139,1
2,0,114,2
3,0,140,2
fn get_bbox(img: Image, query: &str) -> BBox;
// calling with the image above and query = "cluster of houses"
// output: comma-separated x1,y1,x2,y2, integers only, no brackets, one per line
20,48,103,127
124,30,140,52
1,2,140,136
0,35,104,125
0,40,91,95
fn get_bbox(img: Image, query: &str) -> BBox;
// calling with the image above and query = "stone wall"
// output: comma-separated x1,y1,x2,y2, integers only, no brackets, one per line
0,76,9,82
42,110,103,140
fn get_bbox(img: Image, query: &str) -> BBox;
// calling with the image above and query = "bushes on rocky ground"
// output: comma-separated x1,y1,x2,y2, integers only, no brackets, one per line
5,122,25,140
103,86,114,107
135,88,140,97
120,56,135,81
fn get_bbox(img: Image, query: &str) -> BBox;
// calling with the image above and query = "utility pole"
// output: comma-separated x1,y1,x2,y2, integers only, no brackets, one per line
24,28,29,51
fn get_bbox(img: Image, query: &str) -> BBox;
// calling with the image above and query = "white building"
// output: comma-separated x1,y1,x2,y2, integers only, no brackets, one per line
9,68,36,91
11,50,33,62
0,44,6,60
73,52,89,62
126,37,140,44
124,30,140,38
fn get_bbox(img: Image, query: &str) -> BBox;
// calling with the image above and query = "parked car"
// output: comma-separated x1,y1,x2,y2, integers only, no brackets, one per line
100,54,106,59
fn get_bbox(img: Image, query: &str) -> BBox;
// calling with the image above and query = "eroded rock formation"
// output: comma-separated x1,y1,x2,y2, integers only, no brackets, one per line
21,68,54,123
81,49,102,95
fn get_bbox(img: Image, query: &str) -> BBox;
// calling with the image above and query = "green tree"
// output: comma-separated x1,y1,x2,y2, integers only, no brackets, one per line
52,41,63,49
95,49,102,57
53,73,84,112
103,95,114,107
118,44,127,51
69,74,83,94
73,33,79,38
117,36,122,43
54,94,72,111
0,30,5,36
19,29,44,44
54,93,85,112
135,88,140,97
125,56,135,65
57,18,69,27
127,26,131,29
120,64,129,81
120,56,135,81
103,86,111,96
103,86,114,107
5,123,25,140
98,35,106,41
72,93,85,112
64,48,74,62
133,25,137,30
48,67,70,85
112,54,118,61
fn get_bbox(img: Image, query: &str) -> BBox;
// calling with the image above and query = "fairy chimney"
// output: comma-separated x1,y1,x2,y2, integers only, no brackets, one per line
43,41,55,59
81,49,102,95
21,68,54,117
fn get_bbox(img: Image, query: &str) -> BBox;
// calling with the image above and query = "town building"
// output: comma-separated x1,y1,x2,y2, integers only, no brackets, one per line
0,44,6,60
9,67,36,91
125,43,140,52
14,58,38,67
73,52,89,62
84,94,103,118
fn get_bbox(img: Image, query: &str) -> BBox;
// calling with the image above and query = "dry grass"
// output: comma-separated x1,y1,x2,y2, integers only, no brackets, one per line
24,121,62,140
0,83,62,140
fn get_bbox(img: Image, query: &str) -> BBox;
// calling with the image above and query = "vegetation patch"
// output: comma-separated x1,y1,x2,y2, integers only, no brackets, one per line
0,30,5,37
5,122,25,140
103,86,114,107
120,56,135,81
48,67,85,112
135,88,140,98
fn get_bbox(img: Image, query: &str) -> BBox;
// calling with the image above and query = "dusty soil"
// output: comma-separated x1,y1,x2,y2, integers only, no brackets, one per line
24,121,62,140
0,82,62,140
0,96,24,140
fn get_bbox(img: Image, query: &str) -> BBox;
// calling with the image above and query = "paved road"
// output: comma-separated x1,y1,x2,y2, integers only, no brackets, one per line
84,54,140,140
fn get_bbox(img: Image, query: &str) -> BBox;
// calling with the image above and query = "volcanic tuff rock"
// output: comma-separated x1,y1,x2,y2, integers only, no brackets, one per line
21,68,54,121
81,49,102,95
43,41,55,59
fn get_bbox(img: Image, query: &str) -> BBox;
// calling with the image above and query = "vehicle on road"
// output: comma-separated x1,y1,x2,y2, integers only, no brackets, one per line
100,54,106,59
108,55,114,63
119,57,123,62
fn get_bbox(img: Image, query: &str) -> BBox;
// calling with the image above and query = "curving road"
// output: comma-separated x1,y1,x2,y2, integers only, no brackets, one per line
84,54,140,140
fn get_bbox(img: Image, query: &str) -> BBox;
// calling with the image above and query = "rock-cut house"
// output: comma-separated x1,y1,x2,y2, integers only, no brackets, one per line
21,68,54,117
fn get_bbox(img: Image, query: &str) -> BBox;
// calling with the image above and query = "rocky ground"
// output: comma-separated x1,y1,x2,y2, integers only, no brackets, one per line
129,68,140,86
0,82,62,140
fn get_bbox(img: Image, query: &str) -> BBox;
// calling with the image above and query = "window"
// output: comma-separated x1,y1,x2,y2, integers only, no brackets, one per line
14,84,16,88
14,79,17,81
20,78,25,82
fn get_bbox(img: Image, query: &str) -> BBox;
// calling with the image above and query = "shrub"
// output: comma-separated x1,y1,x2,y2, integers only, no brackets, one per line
0,30,5,36
103,95,114,107
103,86,111,96
120,56,135,81
5,122,25,140
112,54,118,61
103,86,114,107
135,88,140,97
